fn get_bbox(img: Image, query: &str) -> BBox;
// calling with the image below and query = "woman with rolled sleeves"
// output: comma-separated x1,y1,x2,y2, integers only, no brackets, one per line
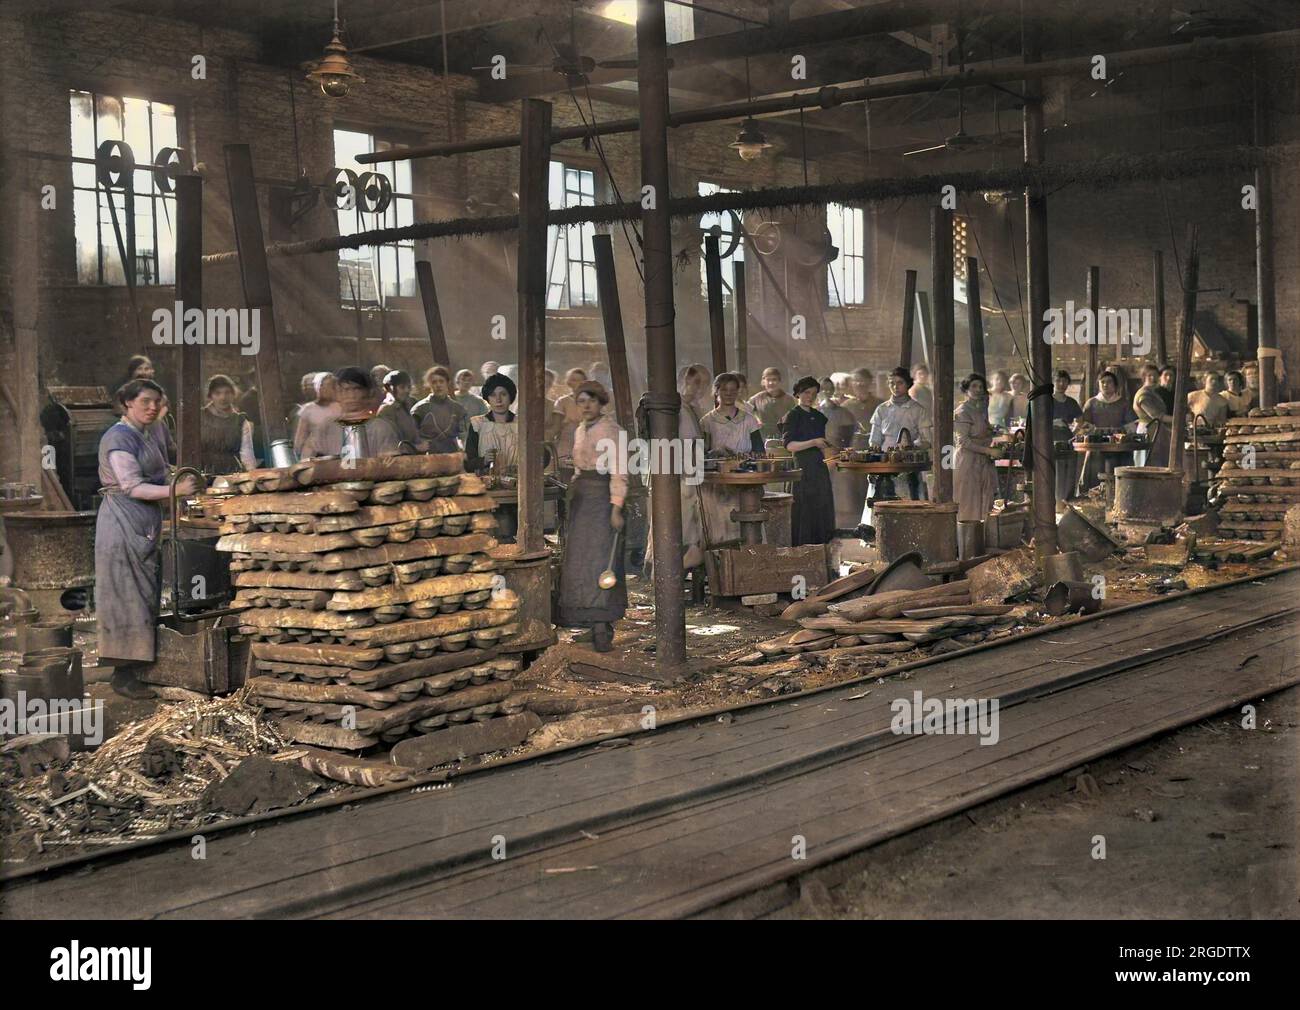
783,375,836,545
96,379,198,698
953,373,999,522
1078,369,1137,494
558,381,627,653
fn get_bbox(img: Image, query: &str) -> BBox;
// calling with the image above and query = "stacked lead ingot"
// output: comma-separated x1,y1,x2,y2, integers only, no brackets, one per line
1214,404,1300,542
206,453,524,751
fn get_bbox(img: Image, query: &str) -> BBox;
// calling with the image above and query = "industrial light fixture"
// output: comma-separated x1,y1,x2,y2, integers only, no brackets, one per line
306,0,364,98
730,118,772,162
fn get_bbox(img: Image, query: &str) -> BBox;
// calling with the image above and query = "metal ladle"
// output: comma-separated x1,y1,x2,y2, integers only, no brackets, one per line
598,532,622,590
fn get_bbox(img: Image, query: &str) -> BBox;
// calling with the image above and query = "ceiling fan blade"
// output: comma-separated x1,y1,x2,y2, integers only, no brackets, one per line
903,144,947,157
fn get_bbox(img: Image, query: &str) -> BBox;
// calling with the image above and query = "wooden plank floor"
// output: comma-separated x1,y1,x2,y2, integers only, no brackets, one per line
2,570,1296,919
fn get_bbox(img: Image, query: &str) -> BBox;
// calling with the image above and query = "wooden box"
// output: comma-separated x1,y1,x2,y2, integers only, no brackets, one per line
706,543,828,597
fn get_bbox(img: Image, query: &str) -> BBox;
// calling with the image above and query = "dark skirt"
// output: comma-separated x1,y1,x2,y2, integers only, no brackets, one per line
792,448,836,545
558,472,627,627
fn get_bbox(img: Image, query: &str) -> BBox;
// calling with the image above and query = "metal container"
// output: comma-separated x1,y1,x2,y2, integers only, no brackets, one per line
762,492,794,547
1057,504,1120,562
267,439,298,469
1112,466,1184,527
3,511,96,590
20,618,73,654
1044,580,1103,617
957,520,985,560
1042,550,1085,585
18,647,83,699
873,501,958,568
1,669,47,704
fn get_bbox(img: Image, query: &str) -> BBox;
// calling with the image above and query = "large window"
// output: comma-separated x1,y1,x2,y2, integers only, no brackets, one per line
334,128,416,306
827,202,866,306
699,181,743,304
69,90,177,286
546,162,598,310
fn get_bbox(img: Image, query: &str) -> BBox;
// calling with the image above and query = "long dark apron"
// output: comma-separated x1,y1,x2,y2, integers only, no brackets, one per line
95,423,166,663
791,448,835,545
558,471,626,627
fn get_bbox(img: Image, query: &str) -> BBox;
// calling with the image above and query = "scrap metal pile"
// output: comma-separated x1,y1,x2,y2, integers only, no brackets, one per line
2,688,297,852
1213,403,1300,546
205,452,530,754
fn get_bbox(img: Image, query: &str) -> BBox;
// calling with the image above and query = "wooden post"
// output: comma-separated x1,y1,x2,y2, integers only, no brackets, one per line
515,98,552,557
966,257,986,378
930,208,954,504
592,234,635,431
733,259,749,377
224,144,289,449
10,182,42,490
415,260,450,366
1152,250,1167,365
636,0,686,673
915,290,933,369
900,268,917,370
1024,26,1058,555
175,173,204,468
1086,266,1100,399
1253,63,1279,409
704,234,727,376
1169,224,1200,475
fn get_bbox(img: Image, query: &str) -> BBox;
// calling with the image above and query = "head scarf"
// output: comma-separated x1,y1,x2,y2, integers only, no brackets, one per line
481,373,518,403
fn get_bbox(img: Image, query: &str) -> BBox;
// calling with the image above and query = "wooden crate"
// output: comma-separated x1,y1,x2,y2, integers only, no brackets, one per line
706,543,829,597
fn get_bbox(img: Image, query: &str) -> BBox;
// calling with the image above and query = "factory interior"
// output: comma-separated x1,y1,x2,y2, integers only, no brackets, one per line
0,0,1298,934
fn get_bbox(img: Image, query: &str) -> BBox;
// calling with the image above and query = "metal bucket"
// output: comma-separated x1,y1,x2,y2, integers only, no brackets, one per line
267,439,298,469
1042,551,1085,585
957,520,985,560
20,618,73,654
873,501,958,568
1112,466,1184,526
1044,580,1103,617
16,647,83,699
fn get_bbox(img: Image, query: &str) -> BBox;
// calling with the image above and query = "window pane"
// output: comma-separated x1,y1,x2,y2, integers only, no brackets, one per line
396,196,413,228
74,188,99,284
152,101,178,152
157,198,176,285
70,91,95,161
398,246,415,296
96,94,123,143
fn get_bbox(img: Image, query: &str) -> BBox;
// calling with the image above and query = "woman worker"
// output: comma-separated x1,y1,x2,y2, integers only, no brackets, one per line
558,381,627,653
953,373,999,522
1050,369,1083,502
201,374,257,475
783,376,836,545
466,373,521,541
1132,361,1172,467
699,371,765,544
1078,369,1138,493
96,379,198,698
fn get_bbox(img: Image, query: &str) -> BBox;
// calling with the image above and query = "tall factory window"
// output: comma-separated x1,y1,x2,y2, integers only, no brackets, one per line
827,202,865,306
546,162,598,310
698,181,743,304
600,2,694,41
333,128,416,306
69,90,177,286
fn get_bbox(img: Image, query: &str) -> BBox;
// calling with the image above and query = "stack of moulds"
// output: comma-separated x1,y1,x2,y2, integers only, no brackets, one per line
1213,403,1300,545
204,452,526,752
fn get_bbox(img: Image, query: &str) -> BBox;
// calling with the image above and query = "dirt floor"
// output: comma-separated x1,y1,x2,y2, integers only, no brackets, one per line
775,685,1299,920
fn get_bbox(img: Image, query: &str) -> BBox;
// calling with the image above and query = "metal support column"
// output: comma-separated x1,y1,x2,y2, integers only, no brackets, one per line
1086,266,1100,399
1152,251,1167,366
966,257,985,378
900,268,917,371
416,260,451,367
930,208,954,504
704,233,727,376
175,173,203,468
1170,225,1200,475
1253,63,1279,409
515,98,552,556
592,234,635,431
637,0,686,673
733,259,749,378
224,144,289,451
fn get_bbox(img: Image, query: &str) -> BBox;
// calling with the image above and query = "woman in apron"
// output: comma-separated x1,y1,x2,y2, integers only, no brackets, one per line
96,380,198,698
699,372,764,544
466,373,521,541
783,376,836,545
1132,362,1172,467
953,374,999,522
1078,369,1138,493
200,374,257,475
558,381,627,652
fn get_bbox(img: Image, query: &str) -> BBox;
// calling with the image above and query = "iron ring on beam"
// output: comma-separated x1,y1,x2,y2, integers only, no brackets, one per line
95,140,136,190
